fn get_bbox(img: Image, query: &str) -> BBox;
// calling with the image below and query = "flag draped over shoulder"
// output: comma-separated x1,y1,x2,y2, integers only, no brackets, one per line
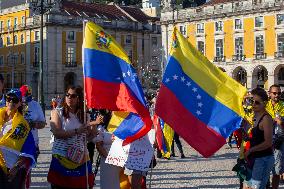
0,108,36,173
155,27,247,158
83,22,152,144
153,115,174,158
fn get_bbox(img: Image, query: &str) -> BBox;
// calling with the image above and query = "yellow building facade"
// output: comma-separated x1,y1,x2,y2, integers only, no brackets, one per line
0,1,161,104
161,0,284,90
0,5,29,89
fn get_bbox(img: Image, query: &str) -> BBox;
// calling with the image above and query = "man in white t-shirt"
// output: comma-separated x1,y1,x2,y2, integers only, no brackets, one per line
0,74,5,108
20,85,46,160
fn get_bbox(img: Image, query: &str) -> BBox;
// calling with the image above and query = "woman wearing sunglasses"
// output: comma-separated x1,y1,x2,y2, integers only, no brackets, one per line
244,88,274,189
47,85,102,189
0,89,36,188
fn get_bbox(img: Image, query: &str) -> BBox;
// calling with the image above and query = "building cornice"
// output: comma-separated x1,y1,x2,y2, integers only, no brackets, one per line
160,0,284,24
0,3,29,15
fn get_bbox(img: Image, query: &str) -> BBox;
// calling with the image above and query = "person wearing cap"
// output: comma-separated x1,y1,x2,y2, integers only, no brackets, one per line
0,89,37,188
0,74,5,108
20,85,46,161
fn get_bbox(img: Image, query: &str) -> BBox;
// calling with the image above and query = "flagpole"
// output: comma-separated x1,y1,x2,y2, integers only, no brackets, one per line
82,20,89,189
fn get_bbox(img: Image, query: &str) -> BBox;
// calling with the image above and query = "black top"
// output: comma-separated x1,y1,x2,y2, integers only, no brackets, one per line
250,114,273,158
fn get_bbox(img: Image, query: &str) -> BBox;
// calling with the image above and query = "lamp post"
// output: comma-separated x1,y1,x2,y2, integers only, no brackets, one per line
30,0,55,112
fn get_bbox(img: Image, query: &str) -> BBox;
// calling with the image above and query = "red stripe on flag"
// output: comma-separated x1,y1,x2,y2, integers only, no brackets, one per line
85,77,152,144
85,77,149,116
155,84,226,158
153,115,164,151
47,170,94,188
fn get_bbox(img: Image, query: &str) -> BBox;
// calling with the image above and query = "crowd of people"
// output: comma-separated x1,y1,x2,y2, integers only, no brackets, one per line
2,68,284,189
231,84,284,189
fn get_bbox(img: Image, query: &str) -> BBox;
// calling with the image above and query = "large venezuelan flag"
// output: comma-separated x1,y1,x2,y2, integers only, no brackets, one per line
83,22,152,144
155,27,247,157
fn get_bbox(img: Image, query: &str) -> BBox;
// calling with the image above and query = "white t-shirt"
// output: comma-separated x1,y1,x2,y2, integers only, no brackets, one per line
24,100,45,146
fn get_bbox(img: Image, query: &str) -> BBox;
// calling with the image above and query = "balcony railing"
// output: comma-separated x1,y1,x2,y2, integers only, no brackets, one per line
214,56,226,62
254,53,267,60
33,61,39,67
65,62,77,67
275,51,284,58
232,55,246,61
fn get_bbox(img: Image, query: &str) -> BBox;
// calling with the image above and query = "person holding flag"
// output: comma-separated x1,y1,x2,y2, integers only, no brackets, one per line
83,21,152,145
0,89,36,188
83,21,155,188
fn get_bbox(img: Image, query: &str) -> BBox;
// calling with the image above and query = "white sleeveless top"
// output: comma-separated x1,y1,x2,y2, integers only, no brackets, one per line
52,109,86,157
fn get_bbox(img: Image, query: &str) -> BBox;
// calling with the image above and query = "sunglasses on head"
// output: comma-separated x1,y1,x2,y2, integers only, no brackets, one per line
5,95,20,103
65,93,78,99
270,92,281,96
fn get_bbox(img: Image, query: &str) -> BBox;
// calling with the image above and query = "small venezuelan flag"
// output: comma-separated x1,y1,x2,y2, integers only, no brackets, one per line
83,22,152,144
155,27,247,157
153,115,174,158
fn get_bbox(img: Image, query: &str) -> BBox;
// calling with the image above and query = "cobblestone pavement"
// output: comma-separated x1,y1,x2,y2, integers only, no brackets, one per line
30,111,284,189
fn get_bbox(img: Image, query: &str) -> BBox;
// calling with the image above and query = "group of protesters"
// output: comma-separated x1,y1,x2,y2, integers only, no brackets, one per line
0,73,156,189
230,84,284,189
2,66,284,189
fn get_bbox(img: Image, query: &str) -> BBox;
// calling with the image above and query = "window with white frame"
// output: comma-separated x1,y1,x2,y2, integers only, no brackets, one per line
277,33,284,52
197,41,205,54
14,17,17,29
34,46,40,63
35,31,40,41
235,19,243,30
125,35,132,44
151,37,157,47
0,56,3,66
7,36,11,45
255,16,264,28
216,39,224,57
197,23,204,34
67,47,76,64
7,19,11,29
235,37,244,56
67,31,75,41
0,37,3,48
215,21,223,32
14,35,17,45
20,53,25,64
277,14,284,25
21,16,25,26
255,35,264,54
180,25,186,35
20,34,24,43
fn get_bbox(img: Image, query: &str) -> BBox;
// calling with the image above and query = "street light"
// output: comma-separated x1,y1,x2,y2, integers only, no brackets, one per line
30,0,55,112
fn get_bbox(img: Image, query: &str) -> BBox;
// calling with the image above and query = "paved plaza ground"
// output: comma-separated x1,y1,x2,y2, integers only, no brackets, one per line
30,111,284,189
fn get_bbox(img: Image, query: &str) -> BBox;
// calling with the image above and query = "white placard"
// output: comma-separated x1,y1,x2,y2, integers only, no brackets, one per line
106,131,154,172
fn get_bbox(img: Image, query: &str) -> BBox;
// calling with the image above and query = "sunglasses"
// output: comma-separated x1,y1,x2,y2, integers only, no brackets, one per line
252,100,262,105
270,92,281,96
5,95,20,104
65,93,78,99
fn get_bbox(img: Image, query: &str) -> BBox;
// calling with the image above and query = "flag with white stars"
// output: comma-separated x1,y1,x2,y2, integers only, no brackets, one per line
83,22,152,145
155,27,247,157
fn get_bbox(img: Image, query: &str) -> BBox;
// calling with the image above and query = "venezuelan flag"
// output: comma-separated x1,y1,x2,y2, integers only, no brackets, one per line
153,115,174,158
155,27,247,157
83,22,152,144
107,111,144,140
0,108,36,172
